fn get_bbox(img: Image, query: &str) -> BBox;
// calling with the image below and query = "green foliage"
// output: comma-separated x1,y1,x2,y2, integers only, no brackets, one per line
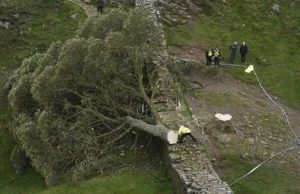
78,9,128,39
6,7,163,186
164,0,300,110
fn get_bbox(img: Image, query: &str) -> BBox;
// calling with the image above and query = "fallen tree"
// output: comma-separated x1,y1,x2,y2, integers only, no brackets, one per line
6,8,177,186
126,117,178,144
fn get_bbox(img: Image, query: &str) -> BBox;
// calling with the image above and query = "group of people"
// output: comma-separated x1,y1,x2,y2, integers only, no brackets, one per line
205,47,221,66
205,41,248,66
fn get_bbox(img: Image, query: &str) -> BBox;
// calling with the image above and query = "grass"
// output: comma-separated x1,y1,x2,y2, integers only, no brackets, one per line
164,0,300,110
0,129,46,194
39,170,173,194
194,90,243,106
217,152,300,194
0,0,86,70
194,91,227,106
182,95,193,118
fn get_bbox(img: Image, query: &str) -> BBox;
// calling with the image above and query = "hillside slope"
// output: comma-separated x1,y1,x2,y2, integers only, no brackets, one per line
163,0,300,110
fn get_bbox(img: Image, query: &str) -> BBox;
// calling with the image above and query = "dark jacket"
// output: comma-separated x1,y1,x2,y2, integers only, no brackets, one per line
240,45,248,55
229,44,237,53
98,0,104,7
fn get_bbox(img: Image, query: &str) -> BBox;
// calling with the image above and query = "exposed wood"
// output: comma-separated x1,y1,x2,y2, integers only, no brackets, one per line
126,116,178,144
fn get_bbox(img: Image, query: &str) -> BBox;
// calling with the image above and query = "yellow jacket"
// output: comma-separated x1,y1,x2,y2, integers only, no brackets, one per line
178,126,191,135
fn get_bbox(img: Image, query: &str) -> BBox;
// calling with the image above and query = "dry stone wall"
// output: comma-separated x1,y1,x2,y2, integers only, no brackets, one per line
159,99,232,194
134,1,232,193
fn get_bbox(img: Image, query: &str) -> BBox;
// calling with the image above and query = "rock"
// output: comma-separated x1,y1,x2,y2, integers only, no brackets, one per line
186,181,192,186
191,182,197,188
238,92,246,97
260,140,268,145
290,2,296,6
247,138,255,144
187,188,194,194
208,174,216,181
3,21,10,29
169,153,181,162
0,21,3,28
272,4,279,13
218,134,231,143
71,12,79,19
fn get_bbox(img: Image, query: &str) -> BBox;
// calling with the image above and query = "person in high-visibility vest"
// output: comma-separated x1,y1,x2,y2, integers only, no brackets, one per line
205,47,213,65
178,126,197,144
213,48,221,65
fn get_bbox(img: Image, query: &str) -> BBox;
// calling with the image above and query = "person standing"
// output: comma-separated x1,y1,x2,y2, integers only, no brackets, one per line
214,47,221,65
205,47,213,65
240,42,248,63
229,41,237,64
97,0,104,15
177,126,197,144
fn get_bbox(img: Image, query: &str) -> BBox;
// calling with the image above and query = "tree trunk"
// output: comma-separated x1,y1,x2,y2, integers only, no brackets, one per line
126,116,178,144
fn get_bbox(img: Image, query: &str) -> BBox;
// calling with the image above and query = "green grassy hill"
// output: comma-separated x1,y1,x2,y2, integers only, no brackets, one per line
39,171,172,194
0,0,86,70
0,1,173,194
164,0,300,110
164,1,300,193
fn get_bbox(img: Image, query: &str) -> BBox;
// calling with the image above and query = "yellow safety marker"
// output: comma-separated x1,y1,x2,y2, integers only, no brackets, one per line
245,65,254,73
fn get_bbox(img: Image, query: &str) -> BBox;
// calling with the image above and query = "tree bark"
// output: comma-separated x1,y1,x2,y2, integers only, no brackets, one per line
126,116,178,144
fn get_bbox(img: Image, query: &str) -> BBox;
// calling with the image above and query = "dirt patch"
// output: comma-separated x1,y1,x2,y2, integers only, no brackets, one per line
182,66,300,175
169,45,206,62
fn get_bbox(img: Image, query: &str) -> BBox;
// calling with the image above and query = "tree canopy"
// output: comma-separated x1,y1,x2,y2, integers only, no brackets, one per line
6,8,169,186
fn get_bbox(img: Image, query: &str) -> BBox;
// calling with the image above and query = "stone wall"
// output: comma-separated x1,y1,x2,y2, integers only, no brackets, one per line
133,0,232,193
157,0,200,26
163,140,232,194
